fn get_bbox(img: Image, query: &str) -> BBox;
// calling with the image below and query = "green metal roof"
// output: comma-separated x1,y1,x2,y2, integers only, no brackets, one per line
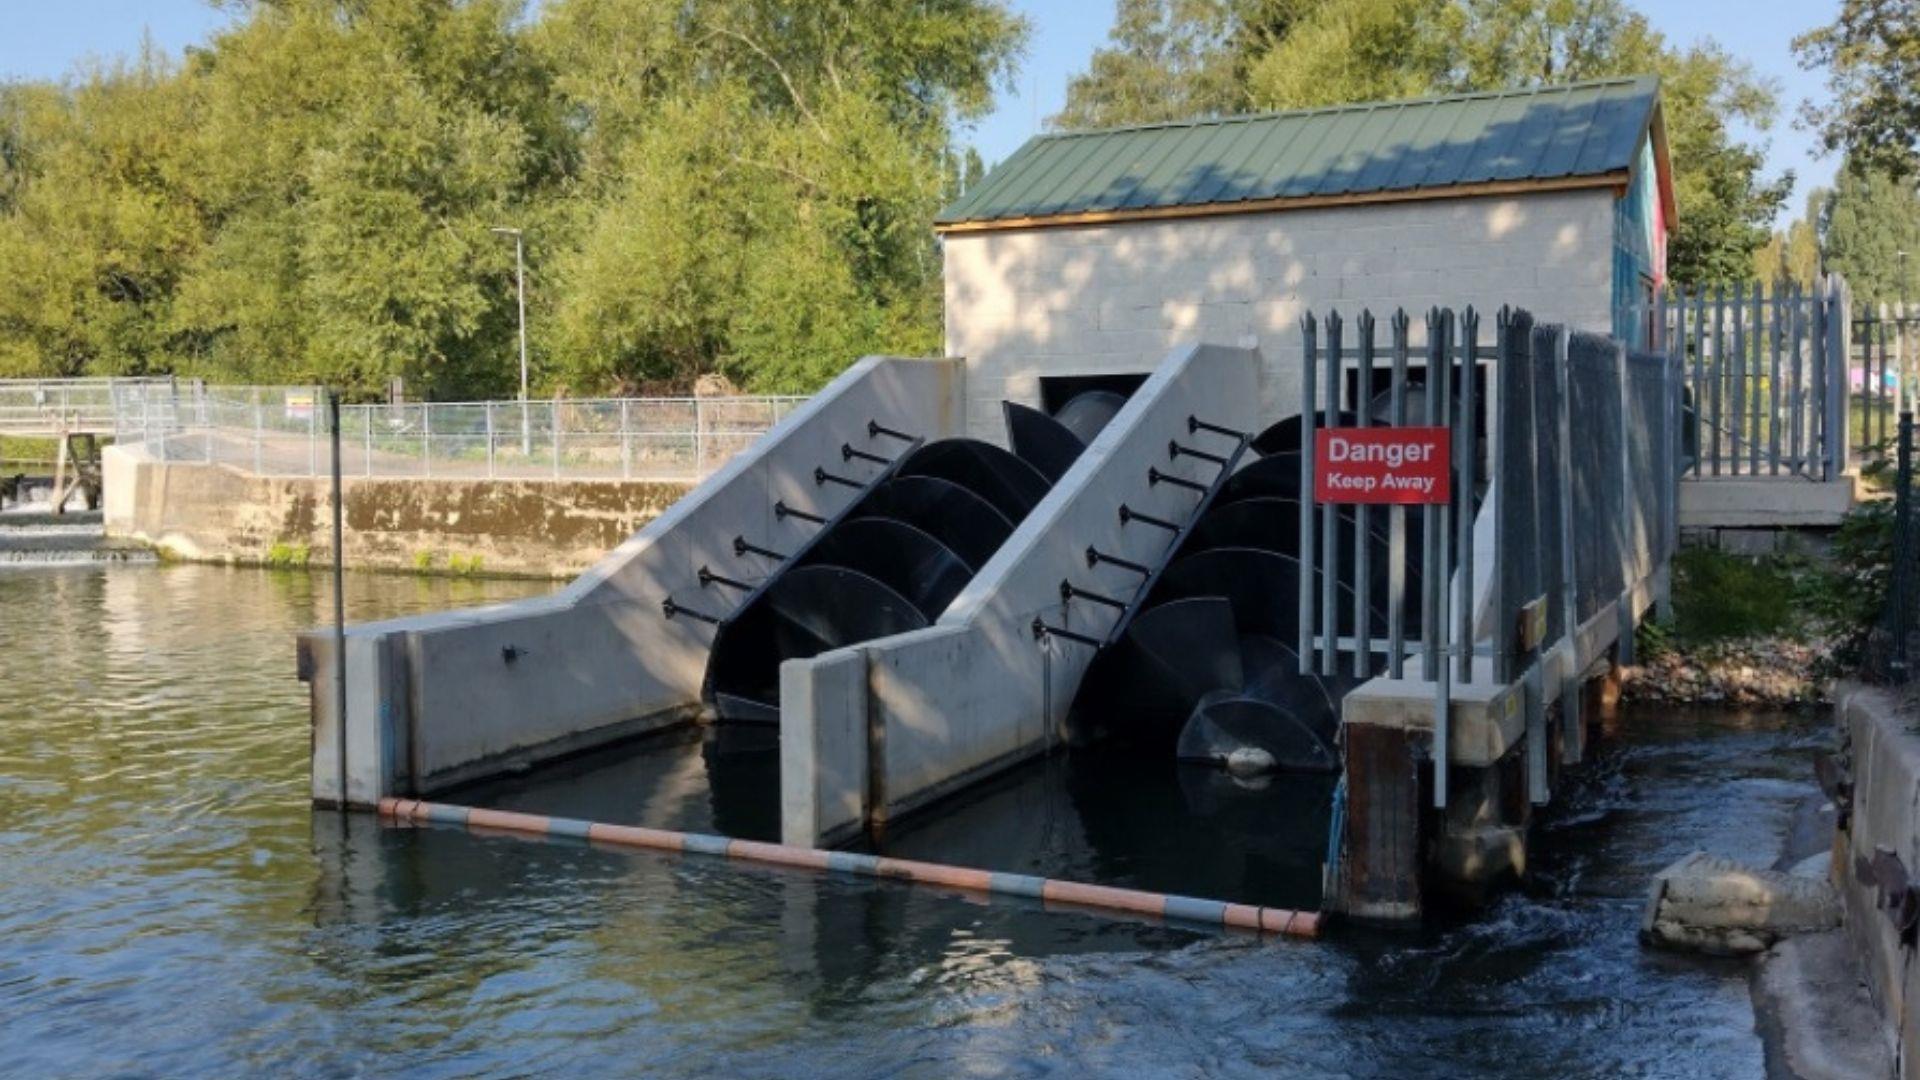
937,77,1663,229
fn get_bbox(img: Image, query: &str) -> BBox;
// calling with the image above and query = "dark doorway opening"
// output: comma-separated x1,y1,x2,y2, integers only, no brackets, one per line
1039,372,1149,414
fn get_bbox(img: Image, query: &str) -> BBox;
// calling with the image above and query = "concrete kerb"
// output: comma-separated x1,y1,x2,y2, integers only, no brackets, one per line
379,797,1321,940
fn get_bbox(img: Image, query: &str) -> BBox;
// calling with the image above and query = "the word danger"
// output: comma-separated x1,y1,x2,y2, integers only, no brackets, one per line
1313,426,1451,505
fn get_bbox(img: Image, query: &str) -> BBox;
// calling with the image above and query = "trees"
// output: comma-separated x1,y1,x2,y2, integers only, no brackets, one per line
178,0,566,398
0,0,1027,396
1752,188,1826,288
1795,0,1920,178
1053,0,1249,128
537,0,1025,393
1055,0,1789,284
0,48,202,377
1823,161,1920,304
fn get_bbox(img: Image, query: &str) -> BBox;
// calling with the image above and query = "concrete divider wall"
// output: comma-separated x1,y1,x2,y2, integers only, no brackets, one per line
781,343,1262,846
308,356,964,806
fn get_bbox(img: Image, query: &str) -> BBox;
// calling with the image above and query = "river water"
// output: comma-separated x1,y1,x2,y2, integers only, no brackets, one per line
2,564,1820,1077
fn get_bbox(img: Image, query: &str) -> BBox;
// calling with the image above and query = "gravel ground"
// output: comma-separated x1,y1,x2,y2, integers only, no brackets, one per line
1623,634,1840,708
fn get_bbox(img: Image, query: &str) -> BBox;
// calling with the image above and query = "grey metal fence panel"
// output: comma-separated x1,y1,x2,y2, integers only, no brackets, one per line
1624,350,1669,587
1567,332,1628,624
1663,276,1854,480
1492,309,1540,683
1530,323,1569,639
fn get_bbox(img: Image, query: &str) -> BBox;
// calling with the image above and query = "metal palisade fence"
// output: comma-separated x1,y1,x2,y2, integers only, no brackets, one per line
1854,302,1920,462
1298,306,1683,807
111,384,807,482
1631,275,1852,480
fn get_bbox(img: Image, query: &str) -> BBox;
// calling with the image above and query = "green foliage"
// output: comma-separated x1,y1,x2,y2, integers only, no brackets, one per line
1752,187,1826,287
412,550,436,572
0,436,60,463
447,552,484,576
265,541,311,569
1667,544,1799,643
0,0,1027,397
1660,513,1893,661
1822,158,1920,304
1795,0,1920,178
1824,500,1895,643
1055,0,1789,285
1053,0,1251,128
1634,615,1674,661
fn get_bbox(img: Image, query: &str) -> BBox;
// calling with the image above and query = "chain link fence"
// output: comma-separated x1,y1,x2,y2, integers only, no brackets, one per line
111,383,806,483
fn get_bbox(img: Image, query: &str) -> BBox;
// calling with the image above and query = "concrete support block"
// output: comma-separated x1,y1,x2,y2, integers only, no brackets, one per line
1431,825,1527,899
1678,476,1854,529
1431,747,1533,905
780,648,870,848
1642,851,1840,955
1341,665,1524,768
302,629,408,808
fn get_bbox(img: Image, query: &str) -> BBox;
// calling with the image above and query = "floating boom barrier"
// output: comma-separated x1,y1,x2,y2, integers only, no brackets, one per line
378,797,1320,939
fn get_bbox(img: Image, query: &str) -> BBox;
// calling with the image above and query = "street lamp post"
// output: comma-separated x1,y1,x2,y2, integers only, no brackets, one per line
491,226,531,455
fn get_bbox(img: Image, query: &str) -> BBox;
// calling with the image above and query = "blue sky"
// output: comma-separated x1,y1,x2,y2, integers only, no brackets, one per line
0,0,1843,214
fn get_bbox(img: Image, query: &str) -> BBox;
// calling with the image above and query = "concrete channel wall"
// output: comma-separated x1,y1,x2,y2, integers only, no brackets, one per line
781,343,1263,846
1834,683,1920,1077
102,444,692,578
303,356,964,807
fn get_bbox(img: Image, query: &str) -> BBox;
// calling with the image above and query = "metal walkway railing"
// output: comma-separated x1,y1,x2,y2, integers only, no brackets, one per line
0,377,178,437
106,383,808,483
0,378,807,483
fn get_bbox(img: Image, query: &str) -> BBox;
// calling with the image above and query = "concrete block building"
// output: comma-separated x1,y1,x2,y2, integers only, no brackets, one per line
938,76,1674,439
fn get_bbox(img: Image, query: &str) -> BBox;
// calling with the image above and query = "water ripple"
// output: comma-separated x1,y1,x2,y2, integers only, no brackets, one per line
0,565,1811,1077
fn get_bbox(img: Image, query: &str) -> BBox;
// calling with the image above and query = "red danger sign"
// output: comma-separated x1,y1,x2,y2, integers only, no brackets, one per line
1313,427,1451,505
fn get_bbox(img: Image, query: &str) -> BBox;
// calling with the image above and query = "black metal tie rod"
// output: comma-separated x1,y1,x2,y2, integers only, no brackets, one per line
867,420,915,442
1031,617,1102,648
815,465,864,489
842,443,892,466
732,535,789,561
1085,545,1150,576
1060,580,1128,611
1168,440,1229,467
1187,415,1248,440
1147,466,1207,493
1118,503,1180,533
698,565,752,590
662,597,724,625
774,500,825,525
